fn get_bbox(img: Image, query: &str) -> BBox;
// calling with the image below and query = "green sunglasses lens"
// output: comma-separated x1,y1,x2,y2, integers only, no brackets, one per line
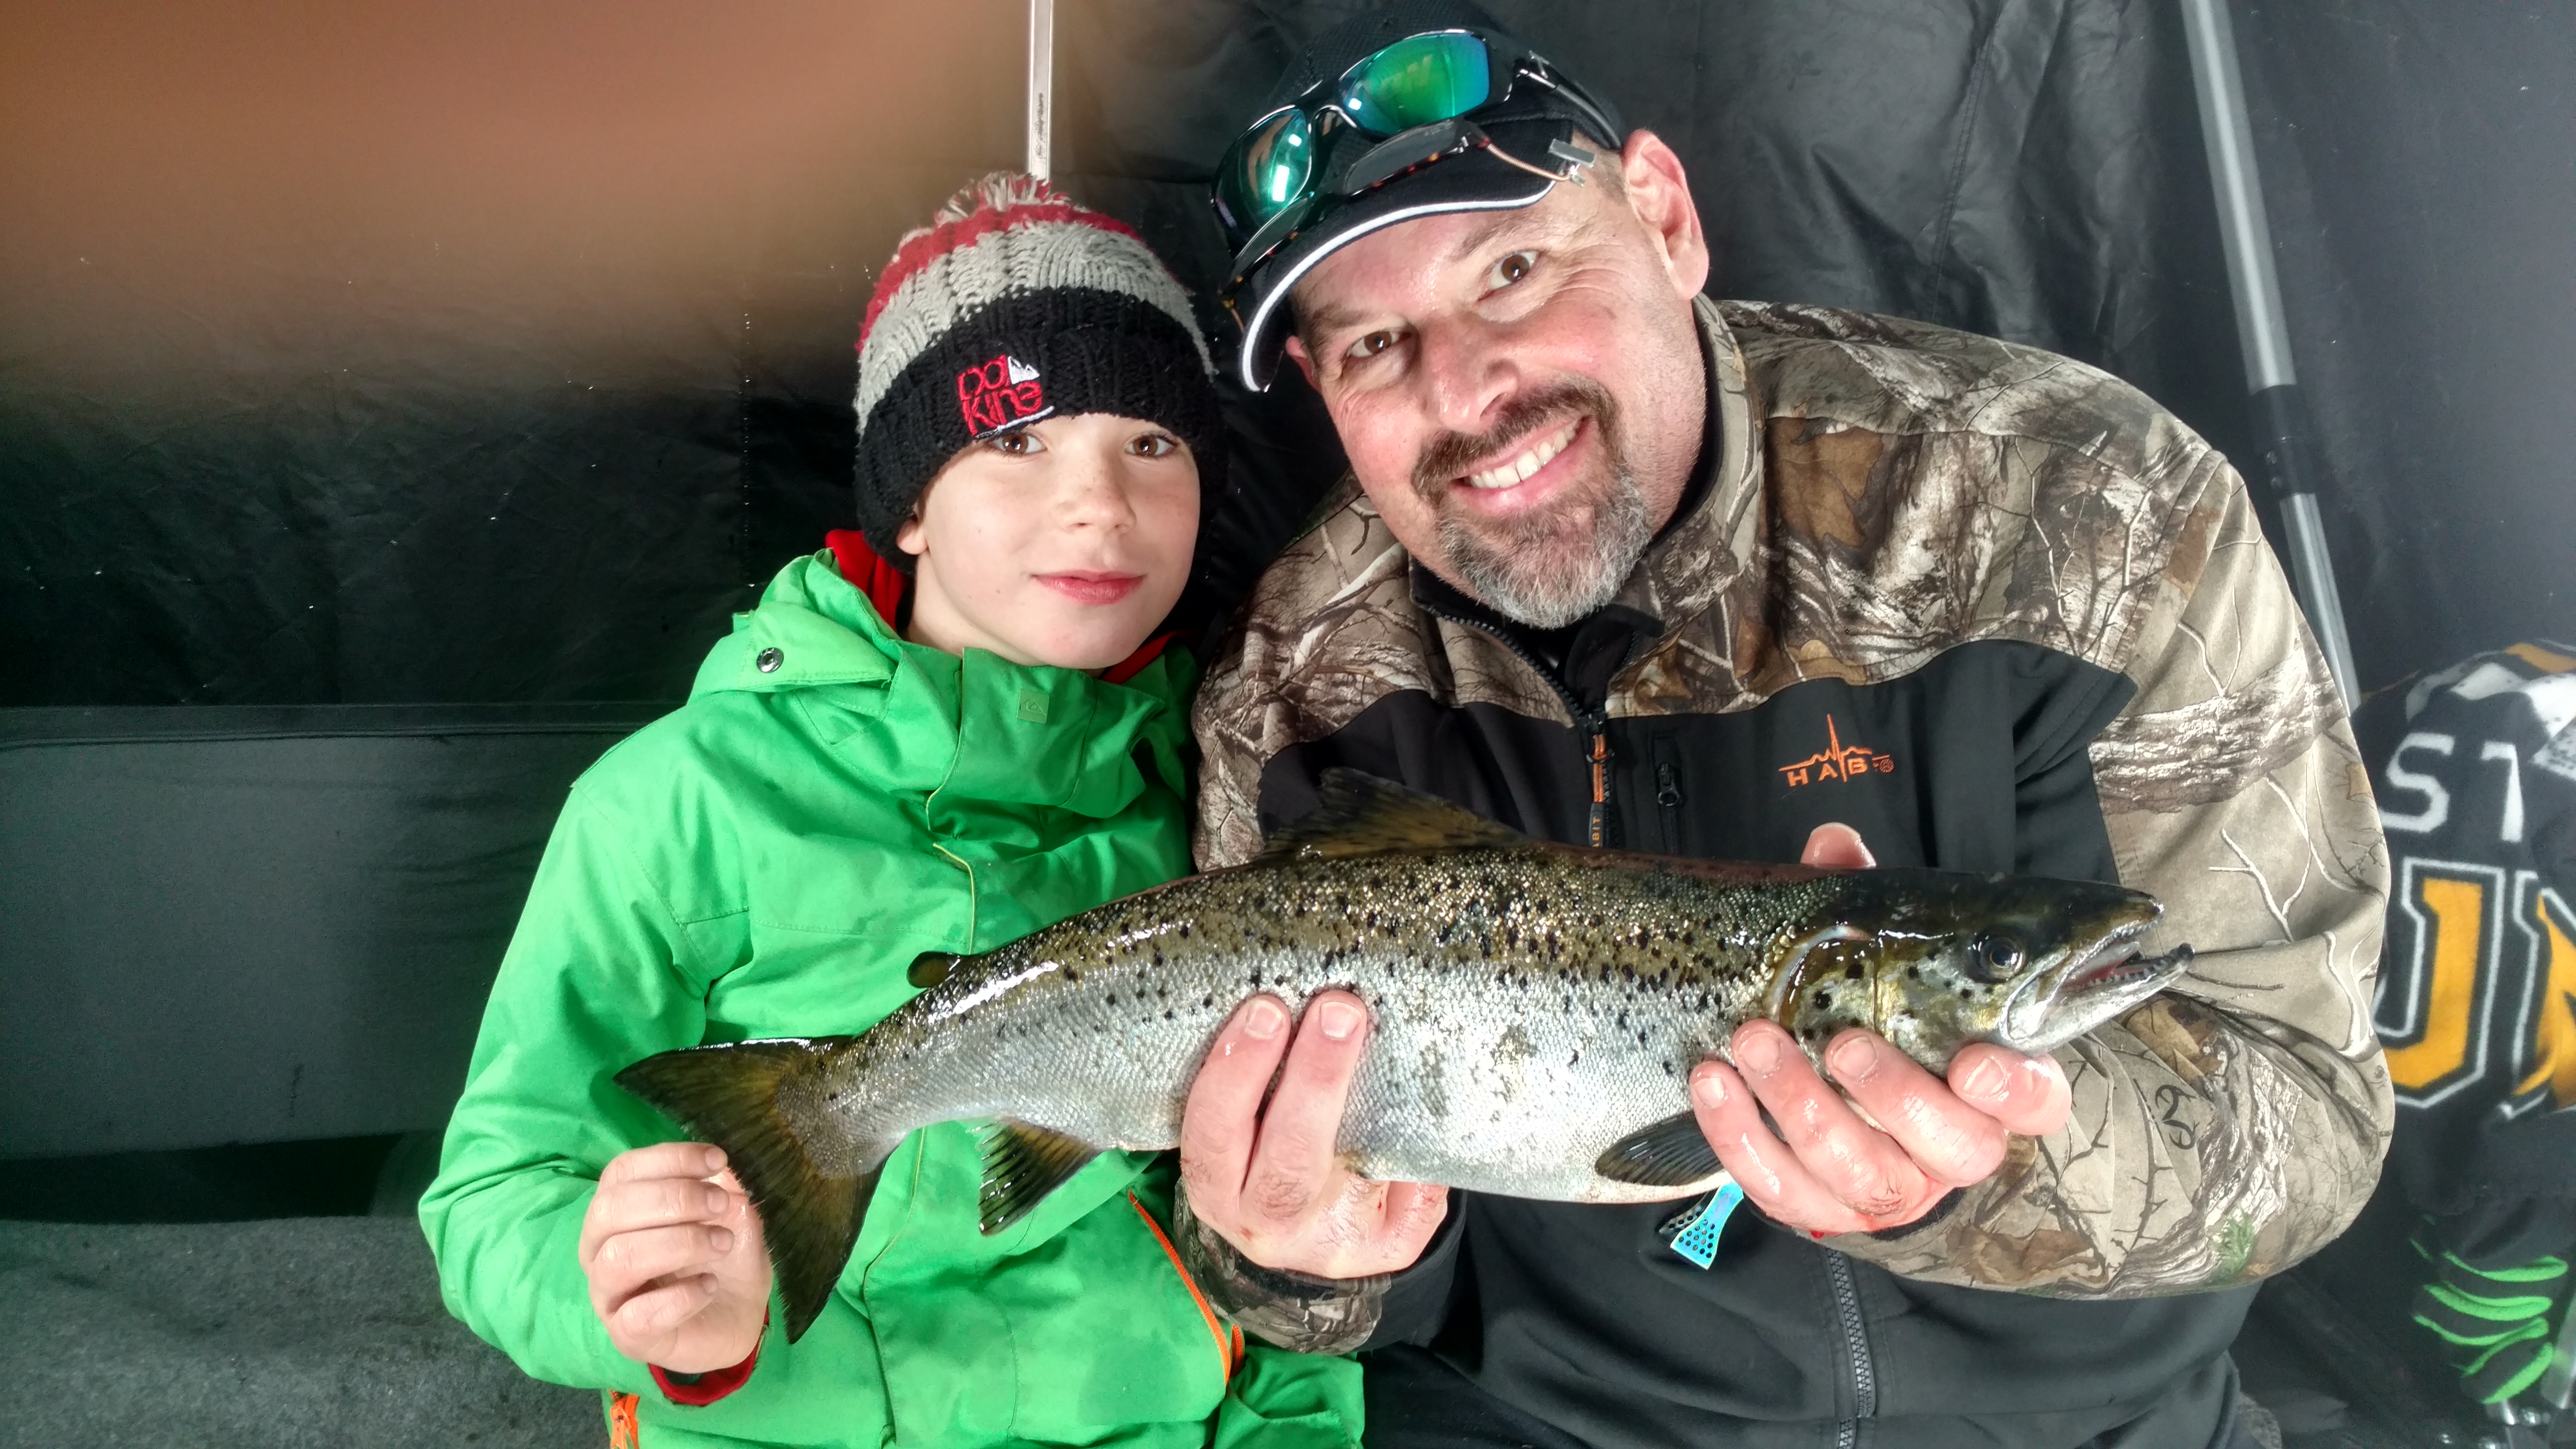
1339,32,1491,135
1217,108,1315,242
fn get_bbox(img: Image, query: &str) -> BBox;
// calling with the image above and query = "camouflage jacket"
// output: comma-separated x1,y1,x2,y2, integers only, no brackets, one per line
1180,297,2393,1446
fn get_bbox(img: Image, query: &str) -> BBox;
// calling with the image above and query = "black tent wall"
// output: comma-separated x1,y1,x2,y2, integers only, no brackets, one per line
9,0,2568,716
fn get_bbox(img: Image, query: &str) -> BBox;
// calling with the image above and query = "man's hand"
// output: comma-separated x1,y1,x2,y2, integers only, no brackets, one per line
1180,991,1449,1280
579,1143,772,1372
1686,824,2075,1235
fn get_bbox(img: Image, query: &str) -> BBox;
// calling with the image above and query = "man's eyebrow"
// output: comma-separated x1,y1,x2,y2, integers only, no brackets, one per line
1297,295,1370,339
1442,210,1534,267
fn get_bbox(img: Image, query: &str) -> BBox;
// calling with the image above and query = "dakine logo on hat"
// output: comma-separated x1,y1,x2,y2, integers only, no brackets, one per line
957,353,1050,437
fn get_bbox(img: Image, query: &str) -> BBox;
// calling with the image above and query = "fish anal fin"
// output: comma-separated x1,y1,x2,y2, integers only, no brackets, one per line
1253,768,1530,864
1594,1111,1723,1187
979,1119,1103,1234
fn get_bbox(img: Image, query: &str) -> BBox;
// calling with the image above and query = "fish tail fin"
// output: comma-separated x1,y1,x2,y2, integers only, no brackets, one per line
616,1039,885,1343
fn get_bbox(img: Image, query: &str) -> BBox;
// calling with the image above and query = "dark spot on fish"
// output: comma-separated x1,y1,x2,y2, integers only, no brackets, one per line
1201,994,1214,1008
1842,963,1864,982
1164,1009,1174,1020
1814,991,1833,1010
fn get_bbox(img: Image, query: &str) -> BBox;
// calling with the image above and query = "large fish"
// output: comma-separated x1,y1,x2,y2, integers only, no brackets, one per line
620,771,2193,1338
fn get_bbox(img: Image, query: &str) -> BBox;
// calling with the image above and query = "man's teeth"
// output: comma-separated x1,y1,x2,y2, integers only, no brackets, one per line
1463,421,1578,490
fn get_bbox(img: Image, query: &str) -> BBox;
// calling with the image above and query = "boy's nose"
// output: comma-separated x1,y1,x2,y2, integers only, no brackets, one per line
1055,456,1137,529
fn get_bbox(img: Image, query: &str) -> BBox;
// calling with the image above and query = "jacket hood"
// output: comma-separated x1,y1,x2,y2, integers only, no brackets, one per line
687,549,1193,820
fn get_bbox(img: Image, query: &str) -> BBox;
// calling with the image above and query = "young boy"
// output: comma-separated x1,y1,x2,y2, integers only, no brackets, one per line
420,176,1362,1449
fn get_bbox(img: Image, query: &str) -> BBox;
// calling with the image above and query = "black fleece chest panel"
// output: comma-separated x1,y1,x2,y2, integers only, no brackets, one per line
1248,637,2263,1445
1254,637,2136,882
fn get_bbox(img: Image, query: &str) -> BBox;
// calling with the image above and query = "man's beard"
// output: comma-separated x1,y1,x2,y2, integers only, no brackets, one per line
1411,379,1654,629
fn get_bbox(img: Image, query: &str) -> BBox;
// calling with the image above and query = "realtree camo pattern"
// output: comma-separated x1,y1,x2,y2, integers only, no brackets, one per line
1192,297,2392,1305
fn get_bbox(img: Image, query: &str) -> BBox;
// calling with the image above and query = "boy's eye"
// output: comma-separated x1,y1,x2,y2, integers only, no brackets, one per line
1127,432,1178,458
987,429,1044,456
1486,250,1537,291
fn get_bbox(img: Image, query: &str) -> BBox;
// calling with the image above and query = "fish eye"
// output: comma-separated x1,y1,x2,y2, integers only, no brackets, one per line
1969,932,2024,982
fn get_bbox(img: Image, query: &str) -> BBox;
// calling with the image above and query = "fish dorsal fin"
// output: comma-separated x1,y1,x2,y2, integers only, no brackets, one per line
1594,1111,1724,1188
978,1119,1102,1234
1253,769,1530,865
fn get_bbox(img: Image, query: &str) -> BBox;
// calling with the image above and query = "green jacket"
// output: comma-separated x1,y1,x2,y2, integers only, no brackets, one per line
421,550,1362,1449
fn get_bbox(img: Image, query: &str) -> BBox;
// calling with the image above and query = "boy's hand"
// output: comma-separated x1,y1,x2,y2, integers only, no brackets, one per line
579,1143,773,1373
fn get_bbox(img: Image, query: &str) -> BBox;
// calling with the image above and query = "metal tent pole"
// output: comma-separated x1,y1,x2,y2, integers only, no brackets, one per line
1026,0,1055,181
2178,0,2362,711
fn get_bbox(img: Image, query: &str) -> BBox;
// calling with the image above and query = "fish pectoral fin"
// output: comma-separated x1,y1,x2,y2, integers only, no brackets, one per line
1594,1111,1723,1188
978,1119,1103,1234
1253,768,1531,864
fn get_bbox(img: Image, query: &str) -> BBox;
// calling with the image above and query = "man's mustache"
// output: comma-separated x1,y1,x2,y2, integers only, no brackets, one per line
1410,379,1622,501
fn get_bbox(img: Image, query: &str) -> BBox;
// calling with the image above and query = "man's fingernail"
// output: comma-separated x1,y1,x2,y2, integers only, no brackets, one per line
1734,1029,1781,1074
1692,1070,1728,1108
1317,998,1363,1041
1959,1057,2007,1100
1242,998,1286,1040
1829,1034,1877,1083
703,1147,726,1174
709,1227,734,1252
705,1186,731,1215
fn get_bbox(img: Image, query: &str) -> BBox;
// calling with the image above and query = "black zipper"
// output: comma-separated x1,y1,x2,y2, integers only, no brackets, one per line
1417,596,1616,849
1825,1249,1877,1437
1650,733,1685,854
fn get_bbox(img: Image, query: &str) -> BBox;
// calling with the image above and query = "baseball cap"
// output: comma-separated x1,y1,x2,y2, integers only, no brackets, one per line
1216,0,1627,391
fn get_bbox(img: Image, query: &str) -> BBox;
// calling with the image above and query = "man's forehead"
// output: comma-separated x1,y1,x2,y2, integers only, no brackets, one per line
1291,192,1587,330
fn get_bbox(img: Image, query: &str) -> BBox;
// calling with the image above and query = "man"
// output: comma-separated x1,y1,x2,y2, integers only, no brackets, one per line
1167,6,2393,1448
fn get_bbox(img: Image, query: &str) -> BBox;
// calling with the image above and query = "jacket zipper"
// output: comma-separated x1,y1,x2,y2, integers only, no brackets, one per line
1825,1249,1877,1440
1583,717,1613,848
1650,734,1684,854
1418,598,1616,850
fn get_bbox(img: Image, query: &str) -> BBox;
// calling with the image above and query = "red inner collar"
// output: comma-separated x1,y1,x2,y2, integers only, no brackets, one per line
822,530,1172,684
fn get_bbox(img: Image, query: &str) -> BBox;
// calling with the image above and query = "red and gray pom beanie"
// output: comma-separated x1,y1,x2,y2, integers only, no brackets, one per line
853,174,1223,570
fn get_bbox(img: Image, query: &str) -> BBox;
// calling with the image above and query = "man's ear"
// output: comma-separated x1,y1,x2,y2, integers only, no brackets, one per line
893,505,929,558
1617,130,1709,301
1282,333,1320,391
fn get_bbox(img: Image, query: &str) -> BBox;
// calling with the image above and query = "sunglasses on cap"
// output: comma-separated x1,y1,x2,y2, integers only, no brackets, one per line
1209,29,1622,286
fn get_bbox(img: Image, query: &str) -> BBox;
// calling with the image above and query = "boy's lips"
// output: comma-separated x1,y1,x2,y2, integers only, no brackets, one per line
1035,572,1144,605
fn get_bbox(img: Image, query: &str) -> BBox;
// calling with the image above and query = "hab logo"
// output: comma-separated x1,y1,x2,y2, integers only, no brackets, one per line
957,353,1050,437
1777,714,1896,789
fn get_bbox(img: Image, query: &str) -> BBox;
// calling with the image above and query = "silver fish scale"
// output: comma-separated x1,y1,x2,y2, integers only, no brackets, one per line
827,849,1856,1202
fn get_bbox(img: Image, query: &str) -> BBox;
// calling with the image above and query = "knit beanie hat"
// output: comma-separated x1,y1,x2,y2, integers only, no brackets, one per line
853,174,1224,569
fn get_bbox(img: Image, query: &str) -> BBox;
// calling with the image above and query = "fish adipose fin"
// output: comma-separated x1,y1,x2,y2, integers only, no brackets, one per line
1255,768,1531,864
1595,1112,1723,1187
617,1039,880,1343
979,1119,1102,1234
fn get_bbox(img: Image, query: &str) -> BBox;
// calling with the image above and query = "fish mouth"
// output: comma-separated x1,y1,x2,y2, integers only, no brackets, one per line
2001,921,2195,1051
